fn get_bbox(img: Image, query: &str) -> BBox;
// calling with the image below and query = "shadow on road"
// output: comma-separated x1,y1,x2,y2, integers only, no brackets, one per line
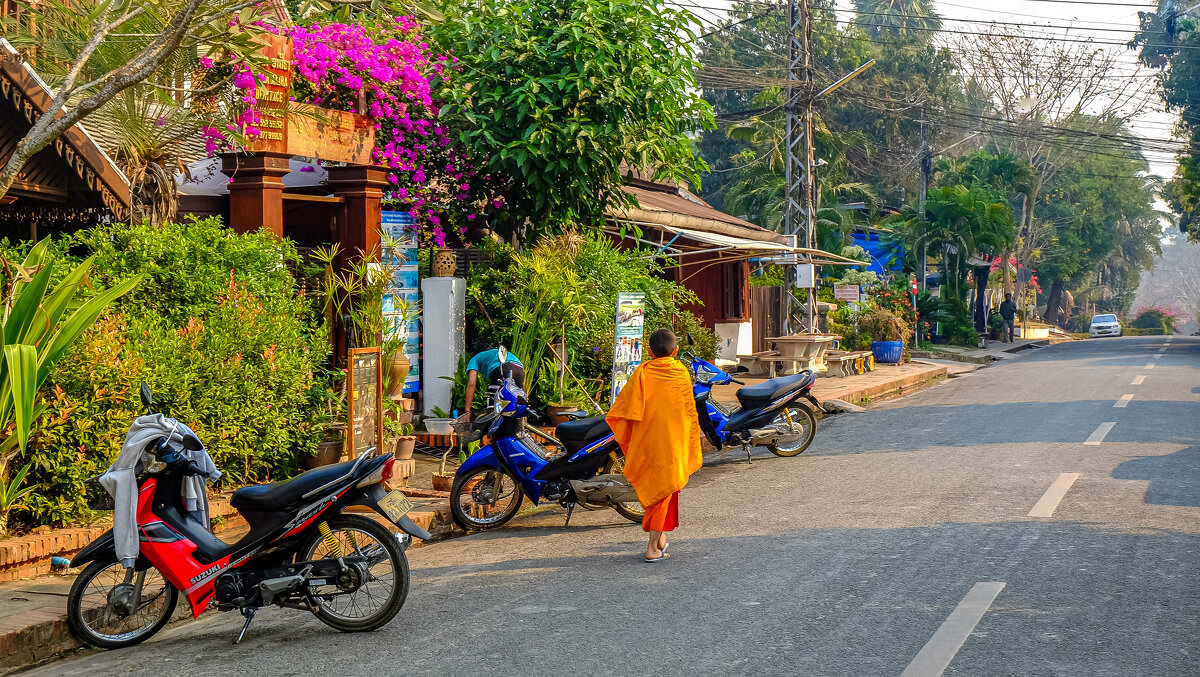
1113,445,1200,507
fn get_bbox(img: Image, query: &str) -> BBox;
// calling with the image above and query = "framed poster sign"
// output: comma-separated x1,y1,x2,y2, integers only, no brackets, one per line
610,292,646,405
381,211,420,395
346,347,383,458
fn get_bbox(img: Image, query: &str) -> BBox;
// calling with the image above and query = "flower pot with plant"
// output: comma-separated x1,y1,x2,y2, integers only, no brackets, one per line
383,398,417,460
382,297,418,397
859,306,911,364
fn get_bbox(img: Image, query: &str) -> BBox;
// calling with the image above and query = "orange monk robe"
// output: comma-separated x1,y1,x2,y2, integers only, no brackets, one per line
606,357,703,531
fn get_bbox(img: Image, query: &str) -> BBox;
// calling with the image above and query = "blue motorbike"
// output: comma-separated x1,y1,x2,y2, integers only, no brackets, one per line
683,341,822,459
448,372,643,531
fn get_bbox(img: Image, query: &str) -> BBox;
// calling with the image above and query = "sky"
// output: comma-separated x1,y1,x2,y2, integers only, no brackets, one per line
679,0,1180,181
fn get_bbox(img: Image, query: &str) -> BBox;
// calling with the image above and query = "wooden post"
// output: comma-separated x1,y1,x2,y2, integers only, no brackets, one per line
220,151,291,237
327,165,390,365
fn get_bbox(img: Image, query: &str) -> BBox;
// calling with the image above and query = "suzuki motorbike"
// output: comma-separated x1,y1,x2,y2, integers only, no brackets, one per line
67,383,431,649
449,375,642,530
684,344,822,459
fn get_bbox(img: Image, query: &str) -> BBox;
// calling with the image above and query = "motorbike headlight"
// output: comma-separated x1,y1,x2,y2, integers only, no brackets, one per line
140,451,166,474
695,370,715,384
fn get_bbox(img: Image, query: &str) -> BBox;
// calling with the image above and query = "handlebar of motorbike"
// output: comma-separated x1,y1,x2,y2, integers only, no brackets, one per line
731,378,745,385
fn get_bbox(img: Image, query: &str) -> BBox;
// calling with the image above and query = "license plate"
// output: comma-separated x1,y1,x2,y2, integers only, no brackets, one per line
378,490,413,523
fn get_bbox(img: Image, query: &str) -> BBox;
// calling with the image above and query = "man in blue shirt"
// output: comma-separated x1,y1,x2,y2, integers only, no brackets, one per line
462,347,524,422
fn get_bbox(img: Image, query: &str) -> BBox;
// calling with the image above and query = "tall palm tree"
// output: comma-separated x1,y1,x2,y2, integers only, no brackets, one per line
854,0,942,41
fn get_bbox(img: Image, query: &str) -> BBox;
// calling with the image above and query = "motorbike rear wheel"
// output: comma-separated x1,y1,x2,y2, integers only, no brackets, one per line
602,455,645,524
450,468,524,530
299,514,410,632
766,406,817,457
66,560,178,649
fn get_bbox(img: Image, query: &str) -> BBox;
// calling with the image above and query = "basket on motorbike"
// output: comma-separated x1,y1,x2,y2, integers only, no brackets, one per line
452,414,484,445
84,477,115,511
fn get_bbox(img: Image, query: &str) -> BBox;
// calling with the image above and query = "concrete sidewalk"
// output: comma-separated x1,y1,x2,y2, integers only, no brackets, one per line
711,359,951,409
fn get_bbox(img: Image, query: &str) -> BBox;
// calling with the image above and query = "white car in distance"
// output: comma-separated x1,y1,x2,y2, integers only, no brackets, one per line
1089,314,1122,338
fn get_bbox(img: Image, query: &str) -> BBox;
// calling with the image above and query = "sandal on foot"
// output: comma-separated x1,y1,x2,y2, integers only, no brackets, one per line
644,551,670,563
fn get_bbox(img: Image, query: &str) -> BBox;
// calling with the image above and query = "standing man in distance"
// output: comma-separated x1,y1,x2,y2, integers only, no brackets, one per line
999,293,1018,343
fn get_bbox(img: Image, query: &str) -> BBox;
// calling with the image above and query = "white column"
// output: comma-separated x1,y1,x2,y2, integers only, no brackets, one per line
420,276,465,416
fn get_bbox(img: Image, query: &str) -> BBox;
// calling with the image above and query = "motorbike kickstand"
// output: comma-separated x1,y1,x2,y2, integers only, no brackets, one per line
563,501,576,528
742,444,752,464
234,606,257,644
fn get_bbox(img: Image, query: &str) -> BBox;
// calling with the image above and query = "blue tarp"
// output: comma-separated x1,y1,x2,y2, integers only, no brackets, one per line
850,231,903,276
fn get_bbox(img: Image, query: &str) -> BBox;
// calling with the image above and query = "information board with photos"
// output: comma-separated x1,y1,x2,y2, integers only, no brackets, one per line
610,292,646,405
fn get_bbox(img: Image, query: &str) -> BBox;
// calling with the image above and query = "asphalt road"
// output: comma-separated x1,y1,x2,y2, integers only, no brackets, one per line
33,336,1199,676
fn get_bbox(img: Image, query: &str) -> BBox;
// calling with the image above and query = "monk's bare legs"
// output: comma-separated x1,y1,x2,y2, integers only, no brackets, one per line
645,530,668,559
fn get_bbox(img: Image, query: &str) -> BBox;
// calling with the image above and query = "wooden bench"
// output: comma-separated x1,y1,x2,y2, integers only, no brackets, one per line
825,350,875,377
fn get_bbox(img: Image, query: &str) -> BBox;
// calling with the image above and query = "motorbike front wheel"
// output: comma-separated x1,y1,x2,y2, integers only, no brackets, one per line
766,406,817,457
66,560,179,649
299,514,410,632
450,468,525,530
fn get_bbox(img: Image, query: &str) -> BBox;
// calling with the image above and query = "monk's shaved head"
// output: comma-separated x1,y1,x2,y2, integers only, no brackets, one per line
649,328,677,358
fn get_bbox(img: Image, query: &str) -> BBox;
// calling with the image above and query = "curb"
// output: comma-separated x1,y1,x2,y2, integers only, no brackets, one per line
819,364,948,405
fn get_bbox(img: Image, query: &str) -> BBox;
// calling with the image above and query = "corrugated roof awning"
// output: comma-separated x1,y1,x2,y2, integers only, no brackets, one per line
657,222,794,251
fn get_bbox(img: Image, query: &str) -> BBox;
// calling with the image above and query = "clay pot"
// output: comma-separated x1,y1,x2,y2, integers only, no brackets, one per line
431,249,456,277
395,436,416,460
387,354,410,397
303,440,344,470
547,405,578,426
432,472,455,493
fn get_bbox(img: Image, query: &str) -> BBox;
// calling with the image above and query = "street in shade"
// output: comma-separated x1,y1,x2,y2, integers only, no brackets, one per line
30,335,1199,676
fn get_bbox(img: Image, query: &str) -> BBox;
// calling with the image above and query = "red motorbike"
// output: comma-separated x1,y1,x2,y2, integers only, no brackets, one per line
67,384,430,648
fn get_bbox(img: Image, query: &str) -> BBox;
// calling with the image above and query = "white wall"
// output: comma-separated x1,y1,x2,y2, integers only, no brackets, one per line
714,321,752,364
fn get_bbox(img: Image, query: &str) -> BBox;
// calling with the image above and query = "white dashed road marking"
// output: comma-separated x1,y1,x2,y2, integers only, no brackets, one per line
1131,375,1145,385
1085,422,1115,446
1114,394,1134,408
1028,473,1081,518
1145,364,1156,370
900,582,1007,677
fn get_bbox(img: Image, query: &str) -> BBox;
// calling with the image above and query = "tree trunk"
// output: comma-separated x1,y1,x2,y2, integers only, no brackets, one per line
1044,280,1065,327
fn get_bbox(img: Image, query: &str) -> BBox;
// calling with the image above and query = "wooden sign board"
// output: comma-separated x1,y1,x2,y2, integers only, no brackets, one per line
287,103,377,165
245,34,292,155
346,347,383,458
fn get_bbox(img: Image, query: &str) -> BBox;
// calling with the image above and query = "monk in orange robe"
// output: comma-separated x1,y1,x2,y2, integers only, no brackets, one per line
606,329,703,562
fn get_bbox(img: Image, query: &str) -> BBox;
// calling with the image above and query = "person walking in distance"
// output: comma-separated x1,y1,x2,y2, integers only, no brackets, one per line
999,293,1018,343
606,329,703,562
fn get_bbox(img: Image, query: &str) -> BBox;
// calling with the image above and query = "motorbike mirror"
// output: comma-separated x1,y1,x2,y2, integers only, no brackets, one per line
497,344,509,364
139,382,153,409
736,365,750,373
686,333,695,346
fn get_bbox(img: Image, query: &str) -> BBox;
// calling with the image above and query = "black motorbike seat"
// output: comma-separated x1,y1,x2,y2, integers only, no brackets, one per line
555,415,612,453
231,458,358,512
736,372,814,409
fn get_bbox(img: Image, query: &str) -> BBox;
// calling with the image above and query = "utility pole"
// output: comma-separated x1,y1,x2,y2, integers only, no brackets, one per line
780,0,873,336
918,111,930,293
782,0,814,336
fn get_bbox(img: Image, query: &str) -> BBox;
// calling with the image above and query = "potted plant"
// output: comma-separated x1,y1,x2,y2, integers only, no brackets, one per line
859,306,911,364
310,231,405,351
383,398,416,460
303,379,347,470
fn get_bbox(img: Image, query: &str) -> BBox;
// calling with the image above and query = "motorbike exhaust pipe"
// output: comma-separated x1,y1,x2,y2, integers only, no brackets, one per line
569,475,639,505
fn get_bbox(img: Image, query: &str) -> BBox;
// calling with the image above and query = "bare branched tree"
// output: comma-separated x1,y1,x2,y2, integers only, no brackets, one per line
955,26,1156,310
